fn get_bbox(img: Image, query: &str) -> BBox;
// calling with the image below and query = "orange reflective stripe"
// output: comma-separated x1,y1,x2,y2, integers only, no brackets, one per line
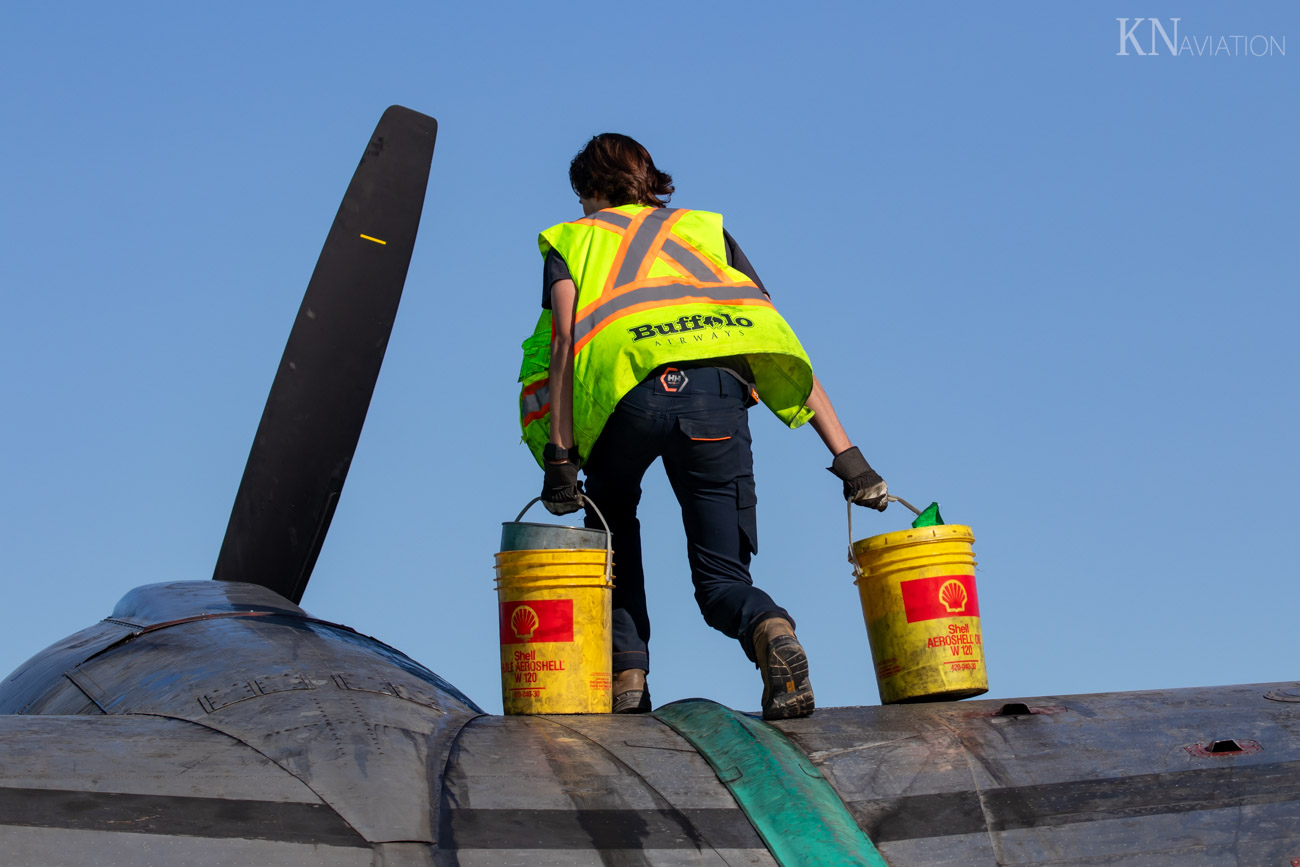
575,212,648,324
542,216,624,259
632,208,688,284
599,207,657,297
520,379,550,425
572,216,627,235
589,210,633,229
603,273,759,293
658,247,698,281
659,242,718,283
609,208,675,290
662,232,730,282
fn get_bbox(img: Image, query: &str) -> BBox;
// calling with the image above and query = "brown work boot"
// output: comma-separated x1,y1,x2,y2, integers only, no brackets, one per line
753,618,814,720
612,668,651,714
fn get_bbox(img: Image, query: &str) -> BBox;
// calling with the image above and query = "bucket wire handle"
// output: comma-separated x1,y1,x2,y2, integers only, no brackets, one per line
888,495,924,517
847,495,926,582
847,502,862,581
578,494,614,585
512,495,615,586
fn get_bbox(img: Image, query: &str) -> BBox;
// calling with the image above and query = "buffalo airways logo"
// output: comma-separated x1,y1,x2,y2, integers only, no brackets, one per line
628,313,755,342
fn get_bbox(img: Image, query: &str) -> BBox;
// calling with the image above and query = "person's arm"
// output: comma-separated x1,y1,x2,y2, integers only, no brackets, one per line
539,276,581,515
805,374,890,511
548,278,577,452
726,227,887,509
805,375,851,456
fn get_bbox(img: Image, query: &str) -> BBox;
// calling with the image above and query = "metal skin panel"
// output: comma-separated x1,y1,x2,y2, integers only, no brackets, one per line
437,715,776,864
0,582,311,715
772,683,1300,864
0,826,374,867
0,715,325,802
0,582,482,853
59,598,481,846
0,716,373,862
111,579,311,623
0,620,132,714
553,715,759,811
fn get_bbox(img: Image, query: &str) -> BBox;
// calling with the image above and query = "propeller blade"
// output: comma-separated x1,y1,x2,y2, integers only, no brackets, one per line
212,106,437,603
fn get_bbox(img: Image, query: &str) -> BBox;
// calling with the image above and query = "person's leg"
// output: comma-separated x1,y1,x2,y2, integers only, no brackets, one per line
580,388,664,677
659,377,792,662
660,369,813,719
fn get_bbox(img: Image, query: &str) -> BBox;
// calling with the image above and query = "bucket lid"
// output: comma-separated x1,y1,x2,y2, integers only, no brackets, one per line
851,523,974,557
500,520,609,553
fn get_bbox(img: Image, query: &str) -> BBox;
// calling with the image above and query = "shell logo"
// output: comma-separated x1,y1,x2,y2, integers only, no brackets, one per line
511,604,540,641
939,579,968,614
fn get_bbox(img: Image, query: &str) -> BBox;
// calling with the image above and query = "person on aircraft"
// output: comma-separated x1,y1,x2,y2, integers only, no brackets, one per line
519,133,889,719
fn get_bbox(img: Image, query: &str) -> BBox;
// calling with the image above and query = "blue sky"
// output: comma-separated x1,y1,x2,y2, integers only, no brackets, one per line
2,3,1296,714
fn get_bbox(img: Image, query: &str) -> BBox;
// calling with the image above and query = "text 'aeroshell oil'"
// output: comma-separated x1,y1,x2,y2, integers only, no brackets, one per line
851,524,987,704
496,500,613,714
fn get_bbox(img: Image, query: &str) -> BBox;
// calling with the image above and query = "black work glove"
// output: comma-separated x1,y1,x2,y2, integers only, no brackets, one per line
828,446,889,511
541,460,583,516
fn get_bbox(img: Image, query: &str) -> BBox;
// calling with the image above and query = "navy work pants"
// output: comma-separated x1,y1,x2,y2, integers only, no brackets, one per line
581,366,793,674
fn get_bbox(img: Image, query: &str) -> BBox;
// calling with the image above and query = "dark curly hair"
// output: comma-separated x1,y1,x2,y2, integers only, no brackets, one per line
569,133,674,208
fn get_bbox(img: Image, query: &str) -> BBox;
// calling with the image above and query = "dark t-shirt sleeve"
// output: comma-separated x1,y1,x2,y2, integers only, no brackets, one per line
541,248,571,310
541,226,768,308
723,229,768,296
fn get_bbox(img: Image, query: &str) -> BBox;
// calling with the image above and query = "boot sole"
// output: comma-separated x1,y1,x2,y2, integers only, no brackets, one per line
761,636,815,720
613,689,651,714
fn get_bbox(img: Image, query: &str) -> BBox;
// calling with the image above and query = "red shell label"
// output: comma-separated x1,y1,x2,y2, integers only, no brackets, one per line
900,574,979,623
499,599,574,644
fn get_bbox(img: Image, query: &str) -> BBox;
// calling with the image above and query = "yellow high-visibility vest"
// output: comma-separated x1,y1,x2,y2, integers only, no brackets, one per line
519,205,814,466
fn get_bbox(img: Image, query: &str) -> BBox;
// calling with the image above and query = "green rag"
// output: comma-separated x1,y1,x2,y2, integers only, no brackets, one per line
911,502,944,528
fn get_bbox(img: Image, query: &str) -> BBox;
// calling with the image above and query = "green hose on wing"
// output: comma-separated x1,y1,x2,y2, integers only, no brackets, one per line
654,699,887,867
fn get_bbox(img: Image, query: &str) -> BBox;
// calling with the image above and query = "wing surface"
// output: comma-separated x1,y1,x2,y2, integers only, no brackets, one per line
0,714,370,864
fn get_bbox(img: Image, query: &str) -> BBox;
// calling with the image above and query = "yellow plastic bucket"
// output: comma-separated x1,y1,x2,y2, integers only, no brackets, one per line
495,497,614,714
849,510,987,704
